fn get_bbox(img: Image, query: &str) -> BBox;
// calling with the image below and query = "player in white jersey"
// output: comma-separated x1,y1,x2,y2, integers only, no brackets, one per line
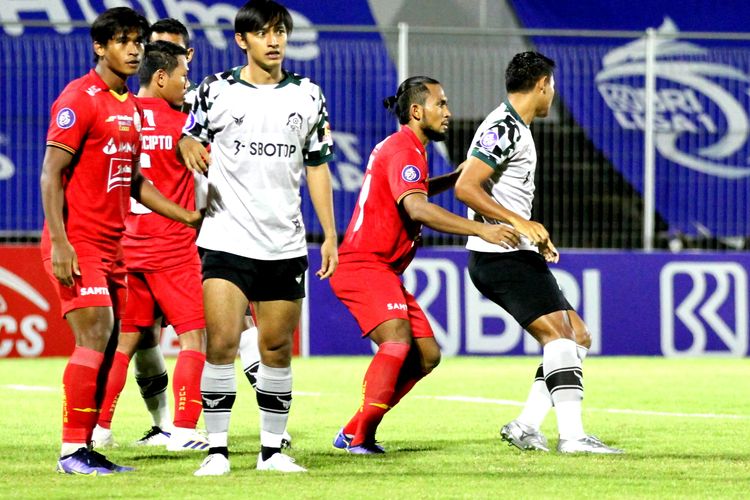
178,0,337,476
455,51,623,455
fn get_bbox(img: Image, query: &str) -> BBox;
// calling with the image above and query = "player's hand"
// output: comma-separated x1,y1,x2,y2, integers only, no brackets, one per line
51,239,80,287
178,136,211,173
538,239,560,263
510,218,550,245
316,237,338,279
477,224,521,249
183,209,203,229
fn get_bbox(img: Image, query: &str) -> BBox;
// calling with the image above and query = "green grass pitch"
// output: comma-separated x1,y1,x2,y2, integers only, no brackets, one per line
0,356,748,498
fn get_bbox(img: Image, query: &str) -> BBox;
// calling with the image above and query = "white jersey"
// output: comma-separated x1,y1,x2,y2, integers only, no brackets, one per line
465,100,538,254
183,68,334,260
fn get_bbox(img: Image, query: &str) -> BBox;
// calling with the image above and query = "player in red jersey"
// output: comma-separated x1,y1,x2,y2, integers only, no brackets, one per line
91,40,209,453
40,8,201,475
329,77,521,454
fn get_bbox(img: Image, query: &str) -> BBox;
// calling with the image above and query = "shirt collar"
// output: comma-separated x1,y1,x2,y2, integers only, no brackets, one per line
400,125,426,156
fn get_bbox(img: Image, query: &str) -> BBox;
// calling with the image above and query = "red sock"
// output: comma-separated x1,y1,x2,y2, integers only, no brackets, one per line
96,350,130,430
389,357,426,408
62,347,104,444
351,342,410,447
172,349,206,428
343,350,426,436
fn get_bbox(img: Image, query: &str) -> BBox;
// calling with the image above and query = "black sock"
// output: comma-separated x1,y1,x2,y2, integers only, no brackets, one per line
208,446,229,458
261,446,280,461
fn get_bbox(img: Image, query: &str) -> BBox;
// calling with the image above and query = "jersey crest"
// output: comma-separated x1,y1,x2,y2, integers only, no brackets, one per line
401,165,421,183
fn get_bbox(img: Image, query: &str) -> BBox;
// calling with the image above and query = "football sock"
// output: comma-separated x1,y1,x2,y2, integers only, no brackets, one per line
238,326,260,389
97,350,130,429
61,346,104,453
172,349,206,429
351,342,410,447
388,349,427,408
201,362,236,456
543,338,585,440
516,363,552,430
577,343,589,361
134,345,171,429
256,363,292,460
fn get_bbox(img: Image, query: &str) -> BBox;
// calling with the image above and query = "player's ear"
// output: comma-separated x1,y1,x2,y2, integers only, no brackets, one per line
410,103,422,122
539,76,549,94
186,47,195,63
93,41,106,59
156,68,168,88
234,33,248,50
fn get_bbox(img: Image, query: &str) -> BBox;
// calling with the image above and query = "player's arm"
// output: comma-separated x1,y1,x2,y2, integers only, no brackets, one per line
426,166,462,197
40,146,79,287
455,156,552,248
178,135,210,173
306,162,338,279
131,168,202,228
401,192,520,248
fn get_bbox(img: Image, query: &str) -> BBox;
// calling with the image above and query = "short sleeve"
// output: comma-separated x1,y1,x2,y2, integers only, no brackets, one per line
46,90,95,155
387,149,428,204
469,116,521,170
303,87,335,166
181,77,212,144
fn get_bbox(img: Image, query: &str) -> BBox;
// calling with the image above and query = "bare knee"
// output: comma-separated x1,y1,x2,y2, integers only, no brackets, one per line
178,329,206,353
259,333,293,367
413,337,441,374
422,350,441,374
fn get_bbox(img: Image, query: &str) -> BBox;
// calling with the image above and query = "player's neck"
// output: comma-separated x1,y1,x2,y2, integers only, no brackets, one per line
241,63,283,85
507,94,537,125
406,122,430,146
136,86,159,99
95,64,129,94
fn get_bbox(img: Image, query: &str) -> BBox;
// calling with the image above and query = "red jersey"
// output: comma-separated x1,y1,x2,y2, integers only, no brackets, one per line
41,70,142,258
338,126,428,274
122,97,198,271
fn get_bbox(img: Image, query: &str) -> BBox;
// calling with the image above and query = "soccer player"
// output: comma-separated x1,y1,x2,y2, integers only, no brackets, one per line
91,41,209,453
40,7,201,475
178,0,337,475
117,17,199,448
329,77,521,454
454,51,623,454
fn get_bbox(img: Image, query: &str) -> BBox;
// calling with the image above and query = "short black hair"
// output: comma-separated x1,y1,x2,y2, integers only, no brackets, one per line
90,7,149,49
383,76,441,125
235,0,293,35
505,51,555,93
150,18,191,49
138,41,188,87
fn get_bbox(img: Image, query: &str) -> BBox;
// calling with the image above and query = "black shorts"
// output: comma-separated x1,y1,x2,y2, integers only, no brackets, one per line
200,249,308,302
468,250,572,328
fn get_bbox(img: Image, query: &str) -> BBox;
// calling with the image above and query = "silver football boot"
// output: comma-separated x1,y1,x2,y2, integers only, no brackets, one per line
557,435,624,454
500,420,550,452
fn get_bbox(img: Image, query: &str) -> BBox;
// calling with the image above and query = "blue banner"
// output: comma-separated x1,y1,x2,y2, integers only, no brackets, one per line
0,0,456,236
509,0,750,238
305,247,750,357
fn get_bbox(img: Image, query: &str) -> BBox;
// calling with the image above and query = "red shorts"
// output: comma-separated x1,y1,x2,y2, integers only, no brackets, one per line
329,262,433,338
43,253,127,319
121,261,205,335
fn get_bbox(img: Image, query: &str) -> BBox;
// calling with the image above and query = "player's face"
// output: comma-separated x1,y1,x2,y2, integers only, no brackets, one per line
162,55,189,108
536,74,555,118
420,84,451,142
237,22,288,72
150,31,194,63
95,29,144,77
